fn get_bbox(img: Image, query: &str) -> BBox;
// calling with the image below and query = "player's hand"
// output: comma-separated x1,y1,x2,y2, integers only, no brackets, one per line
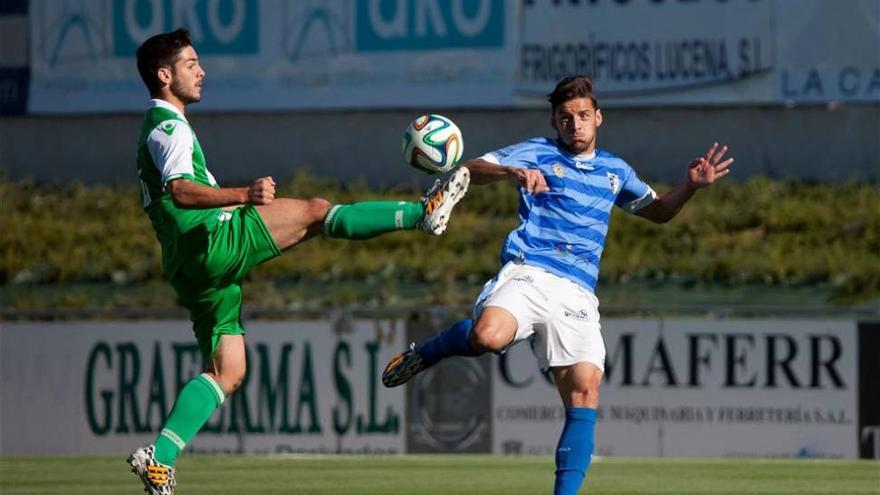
248,176,275,205
511,167,549,194
687,142,733,188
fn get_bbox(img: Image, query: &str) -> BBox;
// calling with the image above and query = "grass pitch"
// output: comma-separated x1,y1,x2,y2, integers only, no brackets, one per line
1,455,877,494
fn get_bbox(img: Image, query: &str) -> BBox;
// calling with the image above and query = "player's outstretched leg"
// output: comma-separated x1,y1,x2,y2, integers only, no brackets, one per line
382,318,484,387
324,166,470,239
127,445,176,495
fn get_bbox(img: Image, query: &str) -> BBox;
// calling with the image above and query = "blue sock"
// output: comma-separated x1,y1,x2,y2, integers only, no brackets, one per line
554,407,596,495
417,319,483,367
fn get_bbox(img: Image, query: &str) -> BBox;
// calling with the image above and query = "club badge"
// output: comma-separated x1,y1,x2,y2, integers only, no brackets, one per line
607,172,620,194
552,163,565,178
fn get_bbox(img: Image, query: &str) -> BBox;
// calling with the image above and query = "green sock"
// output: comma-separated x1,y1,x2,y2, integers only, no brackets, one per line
323,201,424,240
153,373,225,466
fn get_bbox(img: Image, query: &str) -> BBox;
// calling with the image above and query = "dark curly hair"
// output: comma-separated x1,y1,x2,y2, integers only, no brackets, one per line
136,28,192,94
547,75,598,112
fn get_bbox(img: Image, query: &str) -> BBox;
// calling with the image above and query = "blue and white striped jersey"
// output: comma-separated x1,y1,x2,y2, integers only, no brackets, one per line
481,137,657,293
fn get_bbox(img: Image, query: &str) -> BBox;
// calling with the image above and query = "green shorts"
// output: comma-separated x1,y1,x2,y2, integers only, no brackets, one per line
170,205,281,361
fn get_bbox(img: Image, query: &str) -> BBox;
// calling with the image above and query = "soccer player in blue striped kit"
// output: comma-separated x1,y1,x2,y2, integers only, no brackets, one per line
382,75,734,494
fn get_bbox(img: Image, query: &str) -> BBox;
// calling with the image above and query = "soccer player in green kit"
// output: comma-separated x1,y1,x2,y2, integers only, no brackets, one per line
127,29,470,494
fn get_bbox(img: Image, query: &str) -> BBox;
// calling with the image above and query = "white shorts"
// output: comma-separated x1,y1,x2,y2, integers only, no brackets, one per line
474,261,605,372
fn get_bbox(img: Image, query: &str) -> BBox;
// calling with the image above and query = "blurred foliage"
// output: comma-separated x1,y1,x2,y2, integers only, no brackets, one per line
1,174,878,310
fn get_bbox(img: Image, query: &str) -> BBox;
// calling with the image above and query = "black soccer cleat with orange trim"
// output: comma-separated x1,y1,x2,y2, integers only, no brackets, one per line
382,342,427,387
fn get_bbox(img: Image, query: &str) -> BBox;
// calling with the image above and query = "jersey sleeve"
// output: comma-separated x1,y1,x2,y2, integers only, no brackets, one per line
615,163,658,213
479,139,540,169
146,120,195,186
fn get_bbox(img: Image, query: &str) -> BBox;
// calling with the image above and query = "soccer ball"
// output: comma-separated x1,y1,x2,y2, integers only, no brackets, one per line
402,114,463,174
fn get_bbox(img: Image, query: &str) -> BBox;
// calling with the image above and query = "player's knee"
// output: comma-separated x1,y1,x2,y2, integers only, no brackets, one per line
218,367,247,395
471,324,508,353
568,383,600,408
307,197,332,223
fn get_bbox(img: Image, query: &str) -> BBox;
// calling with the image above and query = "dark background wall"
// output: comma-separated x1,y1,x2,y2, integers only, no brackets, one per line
2,104,878,186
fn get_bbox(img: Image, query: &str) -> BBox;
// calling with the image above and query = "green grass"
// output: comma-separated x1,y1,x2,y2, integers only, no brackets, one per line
1,455,877,494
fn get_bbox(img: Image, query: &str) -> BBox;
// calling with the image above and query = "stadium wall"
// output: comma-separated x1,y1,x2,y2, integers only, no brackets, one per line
2,105,879,185
2,317,878,459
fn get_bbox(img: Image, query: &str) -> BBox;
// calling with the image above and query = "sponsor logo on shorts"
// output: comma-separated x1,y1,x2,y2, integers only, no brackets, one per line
512,275,535,285
564,309,591,321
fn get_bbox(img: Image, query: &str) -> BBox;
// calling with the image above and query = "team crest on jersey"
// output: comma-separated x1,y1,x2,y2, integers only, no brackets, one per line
552,163,565,178
607,172,620,194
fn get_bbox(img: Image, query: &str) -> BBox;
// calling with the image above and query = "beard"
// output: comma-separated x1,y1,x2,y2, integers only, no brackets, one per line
559,135,590,154
170,78,200,104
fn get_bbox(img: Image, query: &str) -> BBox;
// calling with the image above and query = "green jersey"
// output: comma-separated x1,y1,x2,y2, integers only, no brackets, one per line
136,99,221,280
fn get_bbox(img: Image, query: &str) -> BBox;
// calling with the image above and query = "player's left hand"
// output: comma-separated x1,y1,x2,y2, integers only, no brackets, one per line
687,142,733,188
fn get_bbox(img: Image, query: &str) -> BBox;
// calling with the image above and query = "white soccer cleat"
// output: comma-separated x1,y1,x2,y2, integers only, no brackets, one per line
127,445,176,495
419,166,470,235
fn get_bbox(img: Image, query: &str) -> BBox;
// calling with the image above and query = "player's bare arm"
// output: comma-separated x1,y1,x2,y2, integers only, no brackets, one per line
463,158,549,193
166,176,276,208
636,142,733,223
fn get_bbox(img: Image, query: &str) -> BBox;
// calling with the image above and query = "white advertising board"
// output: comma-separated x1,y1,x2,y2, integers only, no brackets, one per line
26,1,879,112
517,0,776,105
775,0,880,103
0,317,867,458
27,0,517,112
494,318,859,458
0,320,405,455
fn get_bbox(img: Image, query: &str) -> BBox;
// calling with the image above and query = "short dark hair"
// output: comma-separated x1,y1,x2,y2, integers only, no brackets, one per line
547,75,598,113
136,28,192,94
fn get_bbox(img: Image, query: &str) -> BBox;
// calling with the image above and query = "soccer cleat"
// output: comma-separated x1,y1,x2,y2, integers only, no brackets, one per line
127,445,176,495
382,342,427,387
419,166,470,235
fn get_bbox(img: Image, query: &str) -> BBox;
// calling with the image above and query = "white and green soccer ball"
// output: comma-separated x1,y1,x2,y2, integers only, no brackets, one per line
402,114,463,174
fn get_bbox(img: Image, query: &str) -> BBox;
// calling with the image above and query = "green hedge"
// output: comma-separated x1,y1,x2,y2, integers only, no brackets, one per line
2,175,877,305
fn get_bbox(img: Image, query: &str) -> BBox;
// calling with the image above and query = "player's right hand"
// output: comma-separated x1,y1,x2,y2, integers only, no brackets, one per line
512,167,549,194
248,176,275,205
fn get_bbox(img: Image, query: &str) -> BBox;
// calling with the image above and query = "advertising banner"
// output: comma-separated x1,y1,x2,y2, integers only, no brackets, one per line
0,319,405,455
26,0,879,112
776,0,880,103
27,0,517,113
494,319,861,458
404,313,493,454
517,0,775,105
1,317,872,458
